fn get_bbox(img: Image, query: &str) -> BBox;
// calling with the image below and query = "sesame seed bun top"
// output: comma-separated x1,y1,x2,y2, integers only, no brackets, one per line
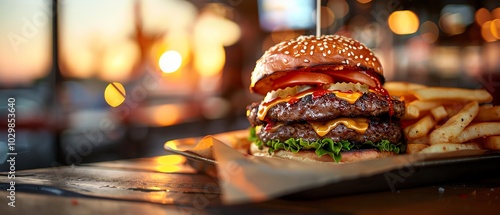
250,35,384,95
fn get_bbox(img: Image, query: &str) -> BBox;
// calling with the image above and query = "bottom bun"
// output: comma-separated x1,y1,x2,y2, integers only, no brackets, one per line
249,142,396,163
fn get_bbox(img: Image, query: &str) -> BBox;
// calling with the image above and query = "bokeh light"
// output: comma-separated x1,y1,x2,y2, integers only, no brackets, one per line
104,82,126,108
356,0,372,4
150,104,181,126
156,155,186,165
420,21,439,43
320,6,335,28
327,0,349,19
475,8,491,26
490,19,500,39
482,20,497,42
99,40,140,81
159,50,182,73
388,10,419,35
439,13,466,35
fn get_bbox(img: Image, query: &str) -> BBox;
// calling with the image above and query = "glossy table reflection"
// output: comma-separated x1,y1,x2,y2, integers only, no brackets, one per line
1,155,500,214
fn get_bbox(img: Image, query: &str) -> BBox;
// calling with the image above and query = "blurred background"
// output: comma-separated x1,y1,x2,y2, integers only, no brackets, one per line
0,0,499,170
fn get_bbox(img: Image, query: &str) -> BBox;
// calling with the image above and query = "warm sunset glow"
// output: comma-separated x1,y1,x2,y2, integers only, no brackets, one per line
196,4,241,47
193,43,225,77
60,0,134,79
104,82,126,108
0,0,52,85
159,50,182,73
99,40,140,82
151,104,181,126
388,10,419,35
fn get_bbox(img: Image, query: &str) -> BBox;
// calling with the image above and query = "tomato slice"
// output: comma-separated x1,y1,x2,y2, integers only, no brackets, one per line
325,70,377,88
271,72,334,90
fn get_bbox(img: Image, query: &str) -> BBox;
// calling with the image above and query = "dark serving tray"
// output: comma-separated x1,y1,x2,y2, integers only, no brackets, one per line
164,131,500,200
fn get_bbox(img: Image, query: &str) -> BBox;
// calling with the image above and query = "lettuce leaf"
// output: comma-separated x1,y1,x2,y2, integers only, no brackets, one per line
249,126,403,163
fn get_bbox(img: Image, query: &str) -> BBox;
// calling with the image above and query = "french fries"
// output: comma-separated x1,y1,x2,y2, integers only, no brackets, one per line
412,87,493,103
483,136,500,150
383,82,427,97
429,101,478,144
407,115,436,139
384,81,499,154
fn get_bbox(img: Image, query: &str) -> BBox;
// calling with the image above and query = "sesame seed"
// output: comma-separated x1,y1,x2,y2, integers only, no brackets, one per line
310,45,315,50
365,58,369,61
357,63,361,66
360,55,363,59
327,50,331,54
310,51,313,55
284,51,289,54
355,56,358,59
369,52,373,56
323,53,326,57
283,59,288,63
293,45,298,49
303,46,307,50
320,47,324,51
353,47,357,50
359,46,364,49
333,45,336,48
304,42,308,45
300,50,305,53
341,60,346,64
372,58,376,61
304,59,310,63
294,54,300,57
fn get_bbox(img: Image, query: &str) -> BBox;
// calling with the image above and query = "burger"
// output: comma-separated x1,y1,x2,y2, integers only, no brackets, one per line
246,35,406,163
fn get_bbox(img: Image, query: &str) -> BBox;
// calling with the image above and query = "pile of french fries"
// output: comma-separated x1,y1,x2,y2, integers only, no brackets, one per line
384,82,500,154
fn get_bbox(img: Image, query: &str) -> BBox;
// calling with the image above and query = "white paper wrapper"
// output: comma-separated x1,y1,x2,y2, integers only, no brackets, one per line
164,130,490,205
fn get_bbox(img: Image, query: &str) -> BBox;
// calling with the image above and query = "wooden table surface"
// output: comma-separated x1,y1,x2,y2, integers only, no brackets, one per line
1,155,500,215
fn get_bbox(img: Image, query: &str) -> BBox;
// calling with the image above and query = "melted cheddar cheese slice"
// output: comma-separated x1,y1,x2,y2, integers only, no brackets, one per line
309,118,369,136
257,91,363,121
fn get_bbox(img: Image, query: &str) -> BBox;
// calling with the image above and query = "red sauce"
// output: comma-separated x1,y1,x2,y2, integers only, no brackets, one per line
287,97,299,105
360,70,394,117
312,89,330,99
264,119,275,131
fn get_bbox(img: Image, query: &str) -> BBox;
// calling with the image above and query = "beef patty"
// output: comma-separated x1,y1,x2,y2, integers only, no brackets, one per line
257,119,403,145
247,92,405,126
